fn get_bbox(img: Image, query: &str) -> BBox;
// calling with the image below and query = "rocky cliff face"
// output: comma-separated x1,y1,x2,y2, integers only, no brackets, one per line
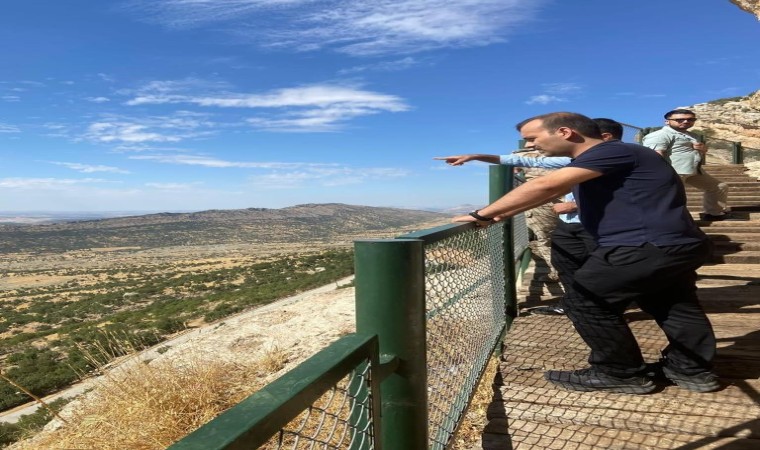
731,0,760,18
675,2,760,170
688,93,760,151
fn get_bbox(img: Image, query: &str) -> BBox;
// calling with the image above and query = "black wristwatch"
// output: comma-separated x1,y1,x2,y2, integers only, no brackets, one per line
469,210,494,222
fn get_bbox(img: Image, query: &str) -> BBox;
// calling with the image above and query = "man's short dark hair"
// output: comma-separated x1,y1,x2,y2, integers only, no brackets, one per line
664,109,696,119
515,112,602,139
593,118,624,140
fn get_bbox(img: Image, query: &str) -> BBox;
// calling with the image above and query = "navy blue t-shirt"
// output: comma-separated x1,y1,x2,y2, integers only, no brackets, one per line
566,141,706,246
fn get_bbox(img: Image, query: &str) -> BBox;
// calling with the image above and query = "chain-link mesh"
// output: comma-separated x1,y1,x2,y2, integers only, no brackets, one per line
512,213,529,261
261,361,375,450
423,224,507,449
620,122,643,145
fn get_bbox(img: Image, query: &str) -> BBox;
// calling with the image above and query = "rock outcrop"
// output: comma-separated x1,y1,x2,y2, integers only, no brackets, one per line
688,93,760,151
731,0,760,18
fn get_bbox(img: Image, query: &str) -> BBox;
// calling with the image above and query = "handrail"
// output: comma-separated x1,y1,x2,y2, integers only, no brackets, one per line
396,222,477,243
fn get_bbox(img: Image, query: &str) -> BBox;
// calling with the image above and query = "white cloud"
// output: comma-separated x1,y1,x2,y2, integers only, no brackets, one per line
249,165,408,188
49,161,131,174
126,82,409,132
524,82,583,105
2,95,21,102
525,95,564,105
82,112,217,143
98,73,116,82
85,122,184,143
338,56,424,74
87,96,111,103
129,151,408,187
0,177,110,189
125,0,547,56
130,153,333,169
0,123,20,133
145,182,201,190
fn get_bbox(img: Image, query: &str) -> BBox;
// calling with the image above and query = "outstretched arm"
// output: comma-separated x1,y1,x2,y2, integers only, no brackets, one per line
435,153,572,168
453,167,601,224
434,154,501,166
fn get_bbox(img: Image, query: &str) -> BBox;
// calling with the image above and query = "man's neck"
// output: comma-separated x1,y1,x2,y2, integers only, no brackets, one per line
668,125,692,134
570,138,607,158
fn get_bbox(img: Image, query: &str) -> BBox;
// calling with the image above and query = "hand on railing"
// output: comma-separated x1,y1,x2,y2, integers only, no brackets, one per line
452,210,500,227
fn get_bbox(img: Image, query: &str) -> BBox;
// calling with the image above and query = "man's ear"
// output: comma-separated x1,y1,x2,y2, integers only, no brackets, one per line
601,132,613,141
556,126,573,139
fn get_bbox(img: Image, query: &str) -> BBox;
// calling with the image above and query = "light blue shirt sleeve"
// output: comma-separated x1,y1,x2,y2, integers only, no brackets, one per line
561,192,580,223
499,154,572,168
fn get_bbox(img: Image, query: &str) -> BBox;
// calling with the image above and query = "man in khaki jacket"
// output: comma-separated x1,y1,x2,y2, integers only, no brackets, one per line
642,109,731,221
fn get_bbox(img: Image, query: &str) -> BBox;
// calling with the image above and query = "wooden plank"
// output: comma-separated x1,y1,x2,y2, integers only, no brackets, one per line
482,420,760,450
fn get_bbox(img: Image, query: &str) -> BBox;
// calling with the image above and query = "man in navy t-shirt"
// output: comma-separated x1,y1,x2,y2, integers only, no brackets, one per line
453,112,718,394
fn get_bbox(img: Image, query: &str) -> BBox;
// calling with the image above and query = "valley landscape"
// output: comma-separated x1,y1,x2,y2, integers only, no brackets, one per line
0,203,449,444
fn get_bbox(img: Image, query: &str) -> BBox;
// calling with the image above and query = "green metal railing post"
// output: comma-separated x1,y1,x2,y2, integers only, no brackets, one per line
489,165,517,328
732,141,744,164
354,239,428,450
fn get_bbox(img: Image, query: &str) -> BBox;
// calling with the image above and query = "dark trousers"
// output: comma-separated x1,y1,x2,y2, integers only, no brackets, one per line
567,240,715,377
550,221,598,308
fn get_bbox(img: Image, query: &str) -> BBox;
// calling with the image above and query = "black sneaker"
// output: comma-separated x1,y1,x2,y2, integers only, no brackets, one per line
531,305,565,315
662,366,720,393
545,367,656,394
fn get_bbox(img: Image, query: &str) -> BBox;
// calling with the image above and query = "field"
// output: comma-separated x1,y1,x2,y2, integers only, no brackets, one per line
0,204,449,418
0,242,356,414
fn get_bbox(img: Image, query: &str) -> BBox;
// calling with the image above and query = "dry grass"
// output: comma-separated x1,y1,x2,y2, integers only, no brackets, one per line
450,356,500,450
11,346,291,450
257,345,289,374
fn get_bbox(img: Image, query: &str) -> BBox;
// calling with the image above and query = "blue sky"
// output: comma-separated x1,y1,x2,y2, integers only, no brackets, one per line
1,0,759,212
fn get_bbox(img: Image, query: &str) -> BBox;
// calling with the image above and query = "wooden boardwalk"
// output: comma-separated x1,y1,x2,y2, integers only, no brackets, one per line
483,165,760,449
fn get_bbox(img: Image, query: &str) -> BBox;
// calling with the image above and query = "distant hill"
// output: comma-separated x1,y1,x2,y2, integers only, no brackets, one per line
0,203,449,253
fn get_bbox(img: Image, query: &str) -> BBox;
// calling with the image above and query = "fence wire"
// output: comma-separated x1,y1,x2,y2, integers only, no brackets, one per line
422,223,507,449
261,361,375,450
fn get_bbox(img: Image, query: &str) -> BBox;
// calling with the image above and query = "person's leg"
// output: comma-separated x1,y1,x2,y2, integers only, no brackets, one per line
546,245,656,393
562,245,657,376
635,241,716,373
682,173,729,216
526,203,559,279
548,222,596,312
634,240,718,391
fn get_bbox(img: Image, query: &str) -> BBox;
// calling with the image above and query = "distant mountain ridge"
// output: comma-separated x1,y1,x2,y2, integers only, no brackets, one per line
0,203,449,254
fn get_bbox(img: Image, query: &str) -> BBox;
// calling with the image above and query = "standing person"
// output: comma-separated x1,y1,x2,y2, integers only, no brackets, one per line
515,151,561,282
434,118,624,317
452,112,718,394
642,109,731,221
547,118,624,316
